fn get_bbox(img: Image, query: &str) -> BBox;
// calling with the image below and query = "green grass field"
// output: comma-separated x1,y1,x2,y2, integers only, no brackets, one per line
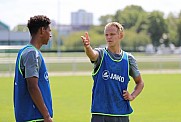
0,74,181,122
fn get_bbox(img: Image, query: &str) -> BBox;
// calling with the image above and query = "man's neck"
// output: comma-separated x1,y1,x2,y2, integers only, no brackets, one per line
30,38,42,50
107,46,121,54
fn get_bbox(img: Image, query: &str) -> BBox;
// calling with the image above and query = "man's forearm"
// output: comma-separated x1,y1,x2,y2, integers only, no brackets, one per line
27,77,51,119
84,46,98,61
28,85,50,118
131,79,144,99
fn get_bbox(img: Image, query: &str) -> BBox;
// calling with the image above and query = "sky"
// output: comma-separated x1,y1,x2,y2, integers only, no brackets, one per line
0,0,180,30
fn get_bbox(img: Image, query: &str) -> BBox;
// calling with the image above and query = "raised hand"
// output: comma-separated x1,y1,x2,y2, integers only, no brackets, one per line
81,32,90,48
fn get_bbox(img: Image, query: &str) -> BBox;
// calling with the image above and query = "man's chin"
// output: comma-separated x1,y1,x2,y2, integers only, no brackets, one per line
44,41,49,45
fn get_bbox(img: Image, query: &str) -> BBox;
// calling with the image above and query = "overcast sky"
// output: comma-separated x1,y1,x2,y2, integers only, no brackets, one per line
0,0,180,29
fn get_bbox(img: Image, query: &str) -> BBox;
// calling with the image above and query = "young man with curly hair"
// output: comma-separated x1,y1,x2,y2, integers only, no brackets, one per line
14,15,53,122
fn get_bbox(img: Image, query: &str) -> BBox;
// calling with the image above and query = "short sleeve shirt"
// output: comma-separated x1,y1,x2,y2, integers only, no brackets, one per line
20,47,42,78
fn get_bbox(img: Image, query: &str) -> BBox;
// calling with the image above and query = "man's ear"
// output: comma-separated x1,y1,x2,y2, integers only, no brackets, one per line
119,32,124,39
40,27,45,34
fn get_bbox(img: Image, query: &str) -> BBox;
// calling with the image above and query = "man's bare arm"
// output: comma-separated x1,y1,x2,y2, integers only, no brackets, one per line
26,77,53,122
81,32,99,61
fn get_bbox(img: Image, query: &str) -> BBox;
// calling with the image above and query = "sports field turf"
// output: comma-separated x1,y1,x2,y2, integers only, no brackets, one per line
0,74,181,122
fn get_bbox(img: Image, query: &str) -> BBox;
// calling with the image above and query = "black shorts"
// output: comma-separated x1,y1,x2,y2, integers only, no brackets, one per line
91,114,129,122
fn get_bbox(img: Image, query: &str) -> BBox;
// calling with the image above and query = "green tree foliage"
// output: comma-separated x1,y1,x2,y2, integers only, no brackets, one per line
89,25,104,35
59,5,181,51
122,30,151,51
99,14,114,26
13,25,28,32
177,11,181,46
134,13,149,33
114,5,146,29
166,13,179,46
88,26,105,48
61,31,84,51
51,28,59,49
147,11,168,47
61,26,105,51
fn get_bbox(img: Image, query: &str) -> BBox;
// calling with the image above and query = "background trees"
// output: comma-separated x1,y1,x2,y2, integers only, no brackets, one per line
147,11,168,48
177,11,181,46
60,6,180,52
13,5,181,52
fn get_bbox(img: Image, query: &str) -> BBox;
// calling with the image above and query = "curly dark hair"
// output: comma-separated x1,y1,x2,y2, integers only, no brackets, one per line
27,15,51,36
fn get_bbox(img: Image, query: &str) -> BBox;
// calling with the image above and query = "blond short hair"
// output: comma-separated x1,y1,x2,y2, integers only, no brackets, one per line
104,22,124,33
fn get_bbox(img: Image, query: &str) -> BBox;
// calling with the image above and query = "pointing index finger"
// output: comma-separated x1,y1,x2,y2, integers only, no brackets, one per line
85,32,89,41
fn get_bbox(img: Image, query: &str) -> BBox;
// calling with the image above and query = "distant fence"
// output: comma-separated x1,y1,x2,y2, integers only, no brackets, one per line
0,52,181,77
